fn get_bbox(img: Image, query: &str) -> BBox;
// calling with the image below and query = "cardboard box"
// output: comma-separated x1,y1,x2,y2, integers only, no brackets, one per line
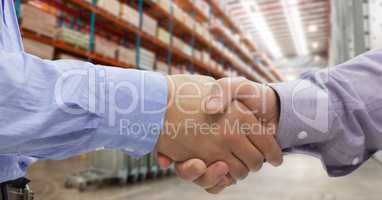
156,60,169,75
173,36,185,51
56,26,89,50
142,14,158,37
157,28,171,45
23,38,54,59
120,5,139,27
117,46,136,65
57,53,83,61
95,36,118,59
138,48,155,70
21,4,57,38
158,0,170,13
97,0,120,17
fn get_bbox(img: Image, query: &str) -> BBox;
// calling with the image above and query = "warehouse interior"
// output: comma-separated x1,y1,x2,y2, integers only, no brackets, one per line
5,0,382,199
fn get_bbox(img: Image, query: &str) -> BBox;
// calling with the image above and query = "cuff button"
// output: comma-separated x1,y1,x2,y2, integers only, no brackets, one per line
352,157,360,166
298,131,308,140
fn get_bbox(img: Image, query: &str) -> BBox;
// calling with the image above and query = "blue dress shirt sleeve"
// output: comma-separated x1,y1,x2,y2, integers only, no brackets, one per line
0,51,168,160
270,49,382,177
0,0,168,183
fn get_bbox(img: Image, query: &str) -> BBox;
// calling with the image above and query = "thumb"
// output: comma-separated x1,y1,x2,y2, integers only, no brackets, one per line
204,77,247,114
175,159,207,182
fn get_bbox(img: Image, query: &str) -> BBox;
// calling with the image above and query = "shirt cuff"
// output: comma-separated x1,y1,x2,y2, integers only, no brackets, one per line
269,80,332,150
94,67,168,158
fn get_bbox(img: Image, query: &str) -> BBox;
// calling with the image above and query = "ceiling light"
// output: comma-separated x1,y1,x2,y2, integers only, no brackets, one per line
314,55,321,62
281,0,309,56
312,42,319,49
240,0,283,59
308,25,318,32
286,74,297,81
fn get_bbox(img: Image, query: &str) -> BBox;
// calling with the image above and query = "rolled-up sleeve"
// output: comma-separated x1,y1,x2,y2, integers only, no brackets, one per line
0,51,168,160
270,49,382,177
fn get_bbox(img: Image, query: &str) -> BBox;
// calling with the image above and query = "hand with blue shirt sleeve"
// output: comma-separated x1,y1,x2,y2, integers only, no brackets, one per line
0,50,283,183
0,0,285,183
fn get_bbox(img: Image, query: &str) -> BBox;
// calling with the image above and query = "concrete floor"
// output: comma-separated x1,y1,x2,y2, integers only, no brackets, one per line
27,154,382,200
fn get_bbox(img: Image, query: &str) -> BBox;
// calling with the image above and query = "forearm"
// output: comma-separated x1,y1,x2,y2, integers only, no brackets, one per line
271,49,382,176
0,51,168,159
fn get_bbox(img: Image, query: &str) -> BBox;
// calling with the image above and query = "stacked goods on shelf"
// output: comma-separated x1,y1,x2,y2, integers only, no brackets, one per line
181,65,192,74
65,150,170,191
158,0,171,13
171,66,181,74
172,36,191,57
155,60,169,75
142,14,158,37
120,4,139,27
201,51,210,65
194,0,210,17
213,0,240,28
117,46,136,65
97,0,120,17
211,17,252,62
172,36,185,51
157,28,171,45
178,65,187,74
173,3,211,43
57,53,83,61
183,10,195,30
20,4,57,38
172,4,185,22
193,49,202,61
195,22,211,42
95,36,118,59
209,59,217,70
56,26,89,50
23,38,54,59
183,43,192,57
139,48,156,71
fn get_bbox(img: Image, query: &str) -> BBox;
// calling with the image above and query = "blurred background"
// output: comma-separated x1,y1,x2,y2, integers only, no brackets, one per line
14,0,382,199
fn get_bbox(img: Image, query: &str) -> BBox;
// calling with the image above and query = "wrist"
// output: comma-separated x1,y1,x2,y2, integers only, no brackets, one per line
268,85,281,134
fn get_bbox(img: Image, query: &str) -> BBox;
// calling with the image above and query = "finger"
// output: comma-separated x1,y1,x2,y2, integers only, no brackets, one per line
226,154,249,180
231,136,264,172
227,101,264,171
175,159,207,182
157,153,173,170
193,161,229,188
232,101,282,167
250,122,283,166
205,176,232,194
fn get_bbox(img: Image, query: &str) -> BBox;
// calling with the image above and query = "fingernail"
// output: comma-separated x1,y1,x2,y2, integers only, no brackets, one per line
206,97,222,112
217,179,227,187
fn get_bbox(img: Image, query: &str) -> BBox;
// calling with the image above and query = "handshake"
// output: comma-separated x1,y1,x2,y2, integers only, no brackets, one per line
155,75,283,194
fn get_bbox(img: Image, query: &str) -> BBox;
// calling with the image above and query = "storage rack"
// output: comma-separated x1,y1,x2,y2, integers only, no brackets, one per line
18,0,282,83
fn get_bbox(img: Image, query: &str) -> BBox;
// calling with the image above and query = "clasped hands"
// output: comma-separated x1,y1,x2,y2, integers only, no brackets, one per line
155,75,283,194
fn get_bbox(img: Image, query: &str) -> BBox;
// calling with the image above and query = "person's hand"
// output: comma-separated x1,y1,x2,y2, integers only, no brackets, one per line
158,77,283,193
157,155,234,194
156,75,271,180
